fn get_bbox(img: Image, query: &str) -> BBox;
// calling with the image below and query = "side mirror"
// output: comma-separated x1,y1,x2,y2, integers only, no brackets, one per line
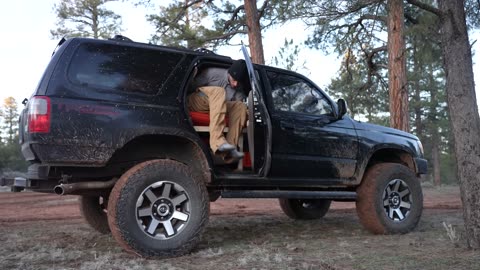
337,99,347,119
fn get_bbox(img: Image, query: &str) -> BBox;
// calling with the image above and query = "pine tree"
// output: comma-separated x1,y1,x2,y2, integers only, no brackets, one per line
147,0,214,49
405,8,452,185
326,50,388,123
271,38,307,72
0,97,27,172
145,0,284,64
51,0,123,39
1,97,19,145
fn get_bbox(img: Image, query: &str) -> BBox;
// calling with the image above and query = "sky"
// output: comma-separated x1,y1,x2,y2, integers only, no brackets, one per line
0,1,479,113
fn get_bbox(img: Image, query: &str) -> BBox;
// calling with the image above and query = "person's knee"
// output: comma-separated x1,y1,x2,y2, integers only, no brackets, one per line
202,86,225,100
229,101,246,109
236,102,248,116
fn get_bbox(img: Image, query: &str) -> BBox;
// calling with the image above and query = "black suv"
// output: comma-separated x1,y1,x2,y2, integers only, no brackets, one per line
4,37,427,257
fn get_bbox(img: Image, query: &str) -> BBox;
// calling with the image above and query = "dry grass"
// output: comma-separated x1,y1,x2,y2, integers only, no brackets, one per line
0,208,478,270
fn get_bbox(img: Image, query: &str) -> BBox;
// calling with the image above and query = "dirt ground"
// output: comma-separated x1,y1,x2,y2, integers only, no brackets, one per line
0,185,478,270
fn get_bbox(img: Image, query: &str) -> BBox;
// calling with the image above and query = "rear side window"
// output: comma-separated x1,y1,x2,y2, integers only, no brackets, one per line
68,43,183,95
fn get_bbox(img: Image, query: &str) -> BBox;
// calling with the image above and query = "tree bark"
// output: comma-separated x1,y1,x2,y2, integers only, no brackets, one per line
92,5,99,39
411,39,423,140
387,0,409,132
438,0,480,249
428,63,441,186
431,139,441,186
244,0,265,64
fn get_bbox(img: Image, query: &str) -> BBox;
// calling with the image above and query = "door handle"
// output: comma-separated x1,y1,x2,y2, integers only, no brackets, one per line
316,118,331,127
280,122,306,132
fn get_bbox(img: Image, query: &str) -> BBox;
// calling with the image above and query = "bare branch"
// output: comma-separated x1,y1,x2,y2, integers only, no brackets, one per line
406,0,443,17
172,0,205,25
370,45,387,54
404,13,419,24
69,18,93,26
210,30,248,40
223,5,245,31
358,14,387,24
258,0,270,18
182,0,205,10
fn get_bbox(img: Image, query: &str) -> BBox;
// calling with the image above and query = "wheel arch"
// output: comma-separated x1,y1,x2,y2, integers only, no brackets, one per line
358,147,416,183
108,134,212,183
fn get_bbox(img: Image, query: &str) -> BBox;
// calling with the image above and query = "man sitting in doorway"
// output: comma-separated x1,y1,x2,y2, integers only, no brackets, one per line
187,60,250,163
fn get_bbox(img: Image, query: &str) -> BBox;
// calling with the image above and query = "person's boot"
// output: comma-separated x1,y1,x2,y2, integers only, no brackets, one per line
217,143,236,152
224,149,244,163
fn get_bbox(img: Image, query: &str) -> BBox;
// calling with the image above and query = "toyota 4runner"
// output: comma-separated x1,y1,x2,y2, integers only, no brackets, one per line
2,37,427,257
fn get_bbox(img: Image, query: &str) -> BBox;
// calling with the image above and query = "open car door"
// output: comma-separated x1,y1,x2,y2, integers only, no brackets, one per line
241,45,272,177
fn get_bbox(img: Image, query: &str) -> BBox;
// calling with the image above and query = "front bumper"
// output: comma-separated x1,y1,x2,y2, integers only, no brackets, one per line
415,158,428,175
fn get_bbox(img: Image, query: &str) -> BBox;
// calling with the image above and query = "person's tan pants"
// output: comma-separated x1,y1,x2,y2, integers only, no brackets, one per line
188,86,247,153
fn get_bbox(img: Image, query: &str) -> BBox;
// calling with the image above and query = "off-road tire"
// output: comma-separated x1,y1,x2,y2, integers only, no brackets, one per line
107,159,209,258
279,199,331,220
356,163,423,234
79,195,110,234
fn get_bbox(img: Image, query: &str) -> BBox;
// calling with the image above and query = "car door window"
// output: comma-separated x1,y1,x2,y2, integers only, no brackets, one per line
267,71,333,116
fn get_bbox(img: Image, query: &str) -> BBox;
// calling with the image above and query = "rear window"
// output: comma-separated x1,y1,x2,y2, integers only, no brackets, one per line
68,43,183,95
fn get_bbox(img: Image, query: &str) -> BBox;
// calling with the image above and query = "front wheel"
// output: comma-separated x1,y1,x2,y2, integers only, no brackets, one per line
356,163,423,234
279,199,331,220
107,159,209,258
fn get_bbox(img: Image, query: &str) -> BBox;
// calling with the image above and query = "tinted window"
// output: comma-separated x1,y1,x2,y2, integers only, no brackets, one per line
267,71,333,116
68,43,183,95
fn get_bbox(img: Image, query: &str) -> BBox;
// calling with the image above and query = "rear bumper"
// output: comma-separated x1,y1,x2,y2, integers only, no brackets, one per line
0,177,26,187
0,164,55,192
415,158,428,175
1,177,27,192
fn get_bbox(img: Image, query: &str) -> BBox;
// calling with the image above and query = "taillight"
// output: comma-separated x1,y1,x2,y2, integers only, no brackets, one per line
28,96,51,133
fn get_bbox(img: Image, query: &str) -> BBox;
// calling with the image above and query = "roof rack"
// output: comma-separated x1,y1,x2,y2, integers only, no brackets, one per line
194,47,215,55
109,35,133,42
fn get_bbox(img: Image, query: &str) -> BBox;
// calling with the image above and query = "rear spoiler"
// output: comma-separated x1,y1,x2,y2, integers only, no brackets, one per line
52,37,67,56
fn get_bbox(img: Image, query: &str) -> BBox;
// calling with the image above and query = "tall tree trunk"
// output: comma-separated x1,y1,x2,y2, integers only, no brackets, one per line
387,0,409,132
431,139,441,186
438,0,480,249
92,6,99,39
411,39,423,140
185,0,191,48
428,63,441,186
244,0,265,64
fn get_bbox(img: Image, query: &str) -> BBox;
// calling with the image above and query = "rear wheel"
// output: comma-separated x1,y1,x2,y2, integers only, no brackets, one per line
279,199,331,220
356,163,423,234
107,159,209,258
79,195,110,234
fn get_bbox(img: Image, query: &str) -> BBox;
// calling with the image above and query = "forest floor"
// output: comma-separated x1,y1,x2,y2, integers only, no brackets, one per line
0,185,478,270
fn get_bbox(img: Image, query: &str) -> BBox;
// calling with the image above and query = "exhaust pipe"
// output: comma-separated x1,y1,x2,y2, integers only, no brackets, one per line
54,178,117,195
